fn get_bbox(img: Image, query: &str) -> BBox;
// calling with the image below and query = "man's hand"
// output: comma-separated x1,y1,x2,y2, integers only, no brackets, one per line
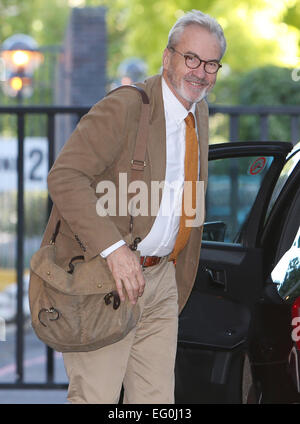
106,245,145,305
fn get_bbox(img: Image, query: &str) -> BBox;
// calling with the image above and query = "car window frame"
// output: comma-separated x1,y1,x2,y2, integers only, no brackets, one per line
261,151,300,276
206,142,291,249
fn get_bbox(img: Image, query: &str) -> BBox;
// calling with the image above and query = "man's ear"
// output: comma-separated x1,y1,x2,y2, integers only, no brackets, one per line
162,48,170,70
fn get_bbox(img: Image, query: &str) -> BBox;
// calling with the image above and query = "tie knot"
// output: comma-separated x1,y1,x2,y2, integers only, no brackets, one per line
184,112,195,128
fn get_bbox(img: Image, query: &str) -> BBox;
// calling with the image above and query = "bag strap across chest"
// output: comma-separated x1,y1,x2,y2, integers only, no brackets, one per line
106,84,150,184
106,85,150,237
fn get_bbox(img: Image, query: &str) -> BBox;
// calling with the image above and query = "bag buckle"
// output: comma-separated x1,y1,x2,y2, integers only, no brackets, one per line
104,291,121,310
129,237,141,251
38,307,60,327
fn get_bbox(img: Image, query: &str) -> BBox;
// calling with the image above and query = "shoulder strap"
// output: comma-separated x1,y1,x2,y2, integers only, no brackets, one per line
106,85,150,236
106,84,150,184
50,220,61,244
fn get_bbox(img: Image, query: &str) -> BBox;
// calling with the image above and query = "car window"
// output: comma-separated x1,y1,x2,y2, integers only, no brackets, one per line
265,143,300,225
203,155,274,244
271,226,300,303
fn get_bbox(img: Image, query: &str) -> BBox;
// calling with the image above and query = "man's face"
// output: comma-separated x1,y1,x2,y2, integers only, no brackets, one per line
163,24,222,109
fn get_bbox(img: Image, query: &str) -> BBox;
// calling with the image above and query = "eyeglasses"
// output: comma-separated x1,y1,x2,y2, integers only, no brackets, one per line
169,47,222,74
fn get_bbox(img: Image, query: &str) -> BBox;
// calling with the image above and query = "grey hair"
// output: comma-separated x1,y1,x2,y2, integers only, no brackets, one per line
167,10,226,59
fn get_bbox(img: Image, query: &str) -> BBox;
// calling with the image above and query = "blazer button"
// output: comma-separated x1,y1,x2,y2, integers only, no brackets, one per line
97,283,102,288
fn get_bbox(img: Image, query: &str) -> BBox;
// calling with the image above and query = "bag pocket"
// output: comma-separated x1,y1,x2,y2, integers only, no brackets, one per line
29,244,141,352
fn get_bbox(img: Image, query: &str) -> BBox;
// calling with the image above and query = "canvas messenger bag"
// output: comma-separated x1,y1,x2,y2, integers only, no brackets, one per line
29,85,150,352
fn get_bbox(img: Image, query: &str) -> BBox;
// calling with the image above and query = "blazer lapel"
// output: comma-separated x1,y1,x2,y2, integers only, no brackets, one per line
195,101,209,189
145,75,166,187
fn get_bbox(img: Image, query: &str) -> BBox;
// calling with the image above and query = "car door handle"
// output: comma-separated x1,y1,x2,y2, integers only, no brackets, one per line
204,266,227,291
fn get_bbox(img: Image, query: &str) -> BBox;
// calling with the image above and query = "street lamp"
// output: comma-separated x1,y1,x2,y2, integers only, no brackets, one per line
1,34,43,101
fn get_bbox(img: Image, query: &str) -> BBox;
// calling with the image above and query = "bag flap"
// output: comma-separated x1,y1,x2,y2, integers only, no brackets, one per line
30,245,116,295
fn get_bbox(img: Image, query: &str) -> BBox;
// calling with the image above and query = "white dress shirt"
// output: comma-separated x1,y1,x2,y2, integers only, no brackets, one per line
100,77,199,258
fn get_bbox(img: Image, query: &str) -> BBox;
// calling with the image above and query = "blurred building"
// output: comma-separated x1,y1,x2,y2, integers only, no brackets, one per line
55,7,107,155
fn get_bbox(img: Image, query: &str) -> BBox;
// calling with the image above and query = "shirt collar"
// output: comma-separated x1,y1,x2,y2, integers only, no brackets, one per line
162,77,196,126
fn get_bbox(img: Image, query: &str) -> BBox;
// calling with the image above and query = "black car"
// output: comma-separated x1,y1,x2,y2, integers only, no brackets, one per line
175,140,300,404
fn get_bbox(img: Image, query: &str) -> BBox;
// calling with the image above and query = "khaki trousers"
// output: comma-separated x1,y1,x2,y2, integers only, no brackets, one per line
63,257,178,404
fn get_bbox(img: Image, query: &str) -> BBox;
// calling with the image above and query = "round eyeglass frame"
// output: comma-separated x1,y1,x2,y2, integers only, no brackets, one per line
169,47,222,74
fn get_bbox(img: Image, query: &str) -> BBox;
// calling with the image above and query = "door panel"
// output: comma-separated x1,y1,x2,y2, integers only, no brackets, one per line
249,149,300,403
196,244,263,307
178,292,251,350
175,141,293,404
175,245,262,404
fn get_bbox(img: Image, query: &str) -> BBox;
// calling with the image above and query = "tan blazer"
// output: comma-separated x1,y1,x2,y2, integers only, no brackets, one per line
42,74,209,313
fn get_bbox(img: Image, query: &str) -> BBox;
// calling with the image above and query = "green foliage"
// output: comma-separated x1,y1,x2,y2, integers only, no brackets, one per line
0,1,69,106
283,1,300,32
1,0,299,90
0,0,70,46
237,66,300,141
208,64,300,142
210,70,243,105
0,0,129,86
239,66,300,106
0,0,299,147
123,0,300,75
0,191,48,237
24,190,48,237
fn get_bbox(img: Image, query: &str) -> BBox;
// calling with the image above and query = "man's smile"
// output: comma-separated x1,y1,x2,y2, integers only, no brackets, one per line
184,77,209,88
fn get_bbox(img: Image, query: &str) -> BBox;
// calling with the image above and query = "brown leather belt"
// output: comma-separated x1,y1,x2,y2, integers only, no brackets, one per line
140,256,162,267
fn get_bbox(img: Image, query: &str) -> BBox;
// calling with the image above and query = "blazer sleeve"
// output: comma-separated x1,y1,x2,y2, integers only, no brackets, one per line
47,90,138,261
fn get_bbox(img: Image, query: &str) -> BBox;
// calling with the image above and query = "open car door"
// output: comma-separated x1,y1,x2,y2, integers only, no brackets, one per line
175,141,293,404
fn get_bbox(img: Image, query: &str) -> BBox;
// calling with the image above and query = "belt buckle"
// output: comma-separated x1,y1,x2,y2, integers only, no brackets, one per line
142,256,148,268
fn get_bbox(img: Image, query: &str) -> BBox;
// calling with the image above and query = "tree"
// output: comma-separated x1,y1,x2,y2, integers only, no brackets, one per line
123,0,300,75
0,0,70,46
238,66,300,141
1,0,299,98
283,0,300,34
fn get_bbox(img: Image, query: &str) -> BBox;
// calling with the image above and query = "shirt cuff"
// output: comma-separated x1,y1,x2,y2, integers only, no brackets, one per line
100,240,126,258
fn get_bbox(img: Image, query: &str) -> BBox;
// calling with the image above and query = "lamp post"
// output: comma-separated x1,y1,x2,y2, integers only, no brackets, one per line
0,34,43,381
1,34,43,102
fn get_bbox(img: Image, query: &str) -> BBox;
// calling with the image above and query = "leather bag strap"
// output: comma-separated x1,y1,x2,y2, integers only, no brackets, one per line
106,85,150,236
50,220,61,244
106,84,150,184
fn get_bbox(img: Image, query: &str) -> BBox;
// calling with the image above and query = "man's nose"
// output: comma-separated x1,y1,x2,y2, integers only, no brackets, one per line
193,62,207,78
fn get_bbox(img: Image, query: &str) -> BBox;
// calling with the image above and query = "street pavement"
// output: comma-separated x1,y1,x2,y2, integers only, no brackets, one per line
0,388,68,404
0,276,70,404
0,321,69,404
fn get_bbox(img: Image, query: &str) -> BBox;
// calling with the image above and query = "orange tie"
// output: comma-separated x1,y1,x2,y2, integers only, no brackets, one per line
169,112,198,262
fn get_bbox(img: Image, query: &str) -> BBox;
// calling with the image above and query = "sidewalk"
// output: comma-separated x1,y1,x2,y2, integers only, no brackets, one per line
0,389,68,404
0,323,69,404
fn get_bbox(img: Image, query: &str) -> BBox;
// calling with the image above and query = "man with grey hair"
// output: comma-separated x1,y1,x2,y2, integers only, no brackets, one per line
167,9,226,58
48,9,226,403
163,9,226,108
